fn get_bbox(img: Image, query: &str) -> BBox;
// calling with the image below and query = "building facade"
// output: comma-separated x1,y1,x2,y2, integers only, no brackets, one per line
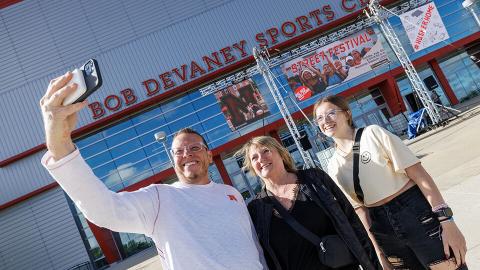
1,0,479,269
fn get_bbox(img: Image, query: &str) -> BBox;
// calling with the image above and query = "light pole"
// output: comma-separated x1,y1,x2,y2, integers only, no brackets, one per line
154,131,173,165
463,0,480,27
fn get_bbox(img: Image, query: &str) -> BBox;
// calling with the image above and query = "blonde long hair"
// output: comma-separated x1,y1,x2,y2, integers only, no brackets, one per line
235,136,297,177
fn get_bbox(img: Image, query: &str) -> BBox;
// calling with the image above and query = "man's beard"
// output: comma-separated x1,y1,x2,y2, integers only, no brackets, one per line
175,167,205,183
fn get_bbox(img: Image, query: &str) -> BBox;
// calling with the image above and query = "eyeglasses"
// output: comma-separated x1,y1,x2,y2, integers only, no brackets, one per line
314,109,344,125
171,142,207,156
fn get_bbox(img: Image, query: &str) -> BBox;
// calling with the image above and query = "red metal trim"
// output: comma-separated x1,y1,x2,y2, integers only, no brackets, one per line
0,0,22,9
0,182,58,210
87,220,122,264
386,75,407,114
213,155,233,186
0,1,401,168
0,143,46,167
428,59,459,105
269,130,282,143
371,74,406,115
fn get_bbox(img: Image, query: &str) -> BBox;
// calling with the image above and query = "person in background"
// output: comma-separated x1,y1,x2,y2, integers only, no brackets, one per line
351,50,363,66
299,65,327,94
323,57,347,86
313,95,467,270
345,55,355,68
334,60,349,79
238,136,381,270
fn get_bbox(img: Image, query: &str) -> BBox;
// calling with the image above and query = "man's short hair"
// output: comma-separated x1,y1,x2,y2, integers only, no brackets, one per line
172,128,209,149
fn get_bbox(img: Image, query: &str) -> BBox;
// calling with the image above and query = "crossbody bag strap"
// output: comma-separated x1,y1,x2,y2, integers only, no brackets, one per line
353,127,365,203
266,191,321,246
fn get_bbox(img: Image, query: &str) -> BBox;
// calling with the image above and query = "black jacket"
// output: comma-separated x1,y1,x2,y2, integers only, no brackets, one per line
248,168,381,270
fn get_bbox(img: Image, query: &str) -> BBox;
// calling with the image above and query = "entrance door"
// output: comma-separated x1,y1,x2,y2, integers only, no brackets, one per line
350,90,394,132
397,68,451,113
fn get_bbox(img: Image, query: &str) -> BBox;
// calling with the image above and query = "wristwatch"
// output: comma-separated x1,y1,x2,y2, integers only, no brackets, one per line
435,207,453,218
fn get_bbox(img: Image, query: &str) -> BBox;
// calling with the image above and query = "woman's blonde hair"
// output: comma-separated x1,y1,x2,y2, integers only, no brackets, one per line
313,95,354,128
235,136,297,177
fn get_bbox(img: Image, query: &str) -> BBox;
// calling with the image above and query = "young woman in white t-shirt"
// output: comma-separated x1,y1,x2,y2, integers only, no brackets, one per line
313,95,467,270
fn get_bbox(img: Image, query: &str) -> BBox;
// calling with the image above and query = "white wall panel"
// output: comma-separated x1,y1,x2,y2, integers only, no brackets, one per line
0,151,54,205
0,188,90,270
1,1,64,79
80,0,137,49
37,0,103,65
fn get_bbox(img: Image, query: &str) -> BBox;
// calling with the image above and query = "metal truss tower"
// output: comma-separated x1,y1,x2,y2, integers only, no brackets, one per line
253,48,316,169
366,0,442,125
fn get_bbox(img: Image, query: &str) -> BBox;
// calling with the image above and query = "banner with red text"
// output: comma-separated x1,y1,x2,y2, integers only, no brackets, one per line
281,27,389,101
399,2,449,52
214,79,270,131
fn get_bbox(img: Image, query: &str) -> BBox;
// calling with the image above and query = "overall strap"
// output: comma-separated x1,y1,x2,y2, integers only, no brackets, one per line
353,127,365,203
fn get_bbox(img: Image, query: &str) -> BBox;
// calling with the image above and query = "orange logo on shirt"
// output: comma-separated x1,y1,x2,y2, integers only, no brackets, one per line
227,195,238,201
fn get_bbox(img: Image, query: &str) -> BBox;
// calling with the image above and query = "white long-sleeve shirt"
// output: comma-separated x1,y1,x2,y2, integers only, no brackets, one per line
42,149,266,270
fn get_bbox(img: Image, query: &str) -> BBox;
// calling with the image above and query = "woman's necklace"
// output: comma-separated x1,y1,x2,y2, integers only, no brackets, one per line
269,175,299,213
335,141,353,155
335,129,355,155
270,174,298,198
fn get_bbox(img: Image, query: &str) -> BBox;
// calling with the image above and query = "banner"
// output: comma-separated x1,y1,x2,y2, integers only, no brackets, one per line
281,27,389,101
215,79,270,131
399,2,449,52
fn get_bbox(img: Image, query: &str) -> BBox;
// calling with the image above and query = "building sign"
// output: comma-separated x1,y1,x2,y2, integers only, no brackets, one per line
400,2,449,52
214,80,270,131
87,2,371,119
281,27,389,101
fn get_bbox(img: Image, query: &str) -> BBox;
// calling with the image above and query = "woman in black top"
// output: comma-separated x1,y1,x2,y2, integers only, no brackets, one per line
236,136,381,270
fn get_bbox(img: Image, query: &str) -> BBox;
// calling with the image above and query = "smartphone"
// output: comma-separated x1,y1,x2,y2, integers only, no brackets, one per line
62,59,102,106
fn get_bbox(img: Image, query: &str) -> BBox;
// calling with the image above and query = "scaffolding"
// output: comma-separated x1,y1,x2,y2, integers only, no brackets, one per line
253,47,316,169
199,0,457,161
366,0,442,125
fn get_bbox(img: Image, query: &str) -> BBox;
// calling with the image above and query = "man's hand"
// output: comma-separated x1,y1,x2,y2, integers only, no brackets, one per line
40,71,88,161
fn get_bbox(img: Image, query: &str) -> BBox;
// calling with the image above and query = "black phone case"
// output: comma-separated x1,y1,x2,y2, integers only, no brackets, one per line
75,59,102,103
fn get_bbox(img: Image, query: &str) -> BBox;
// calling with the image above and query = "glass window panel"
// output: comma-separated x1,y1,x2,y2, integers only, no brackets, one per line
84,145,113,168
208,163,223,184
119,232,154,258
132,108,170,151
165,106,200,132
230,174,248,193
102,171,123,191
77,133,108,159
196,111,225,131
105,126,144,159
439,51,480,102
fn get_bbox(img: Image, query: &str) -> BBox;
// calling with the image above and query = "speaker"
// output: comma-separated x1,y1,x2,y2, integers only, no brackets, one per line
300,135,312,150
423,75,438,91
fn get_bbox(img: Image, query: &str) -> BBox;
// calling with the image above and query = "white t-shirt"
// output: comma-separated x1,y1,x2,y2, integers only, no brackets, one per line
328,125,420,207
42,149,266,270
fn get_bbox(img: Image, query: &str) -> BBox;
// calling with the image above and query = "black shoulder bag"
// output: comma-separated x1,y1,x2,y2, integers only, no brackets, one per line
353,127,365,203
267,190,356,268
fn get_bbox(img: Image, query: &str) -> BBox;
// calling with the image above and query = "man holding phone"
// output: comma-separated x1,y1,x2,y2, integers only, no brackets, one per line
40,71,267,270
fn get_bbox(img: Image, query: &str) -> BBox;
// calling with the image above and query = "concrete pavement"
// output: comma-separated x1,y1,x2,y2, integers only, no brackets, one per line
406,101,480,269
